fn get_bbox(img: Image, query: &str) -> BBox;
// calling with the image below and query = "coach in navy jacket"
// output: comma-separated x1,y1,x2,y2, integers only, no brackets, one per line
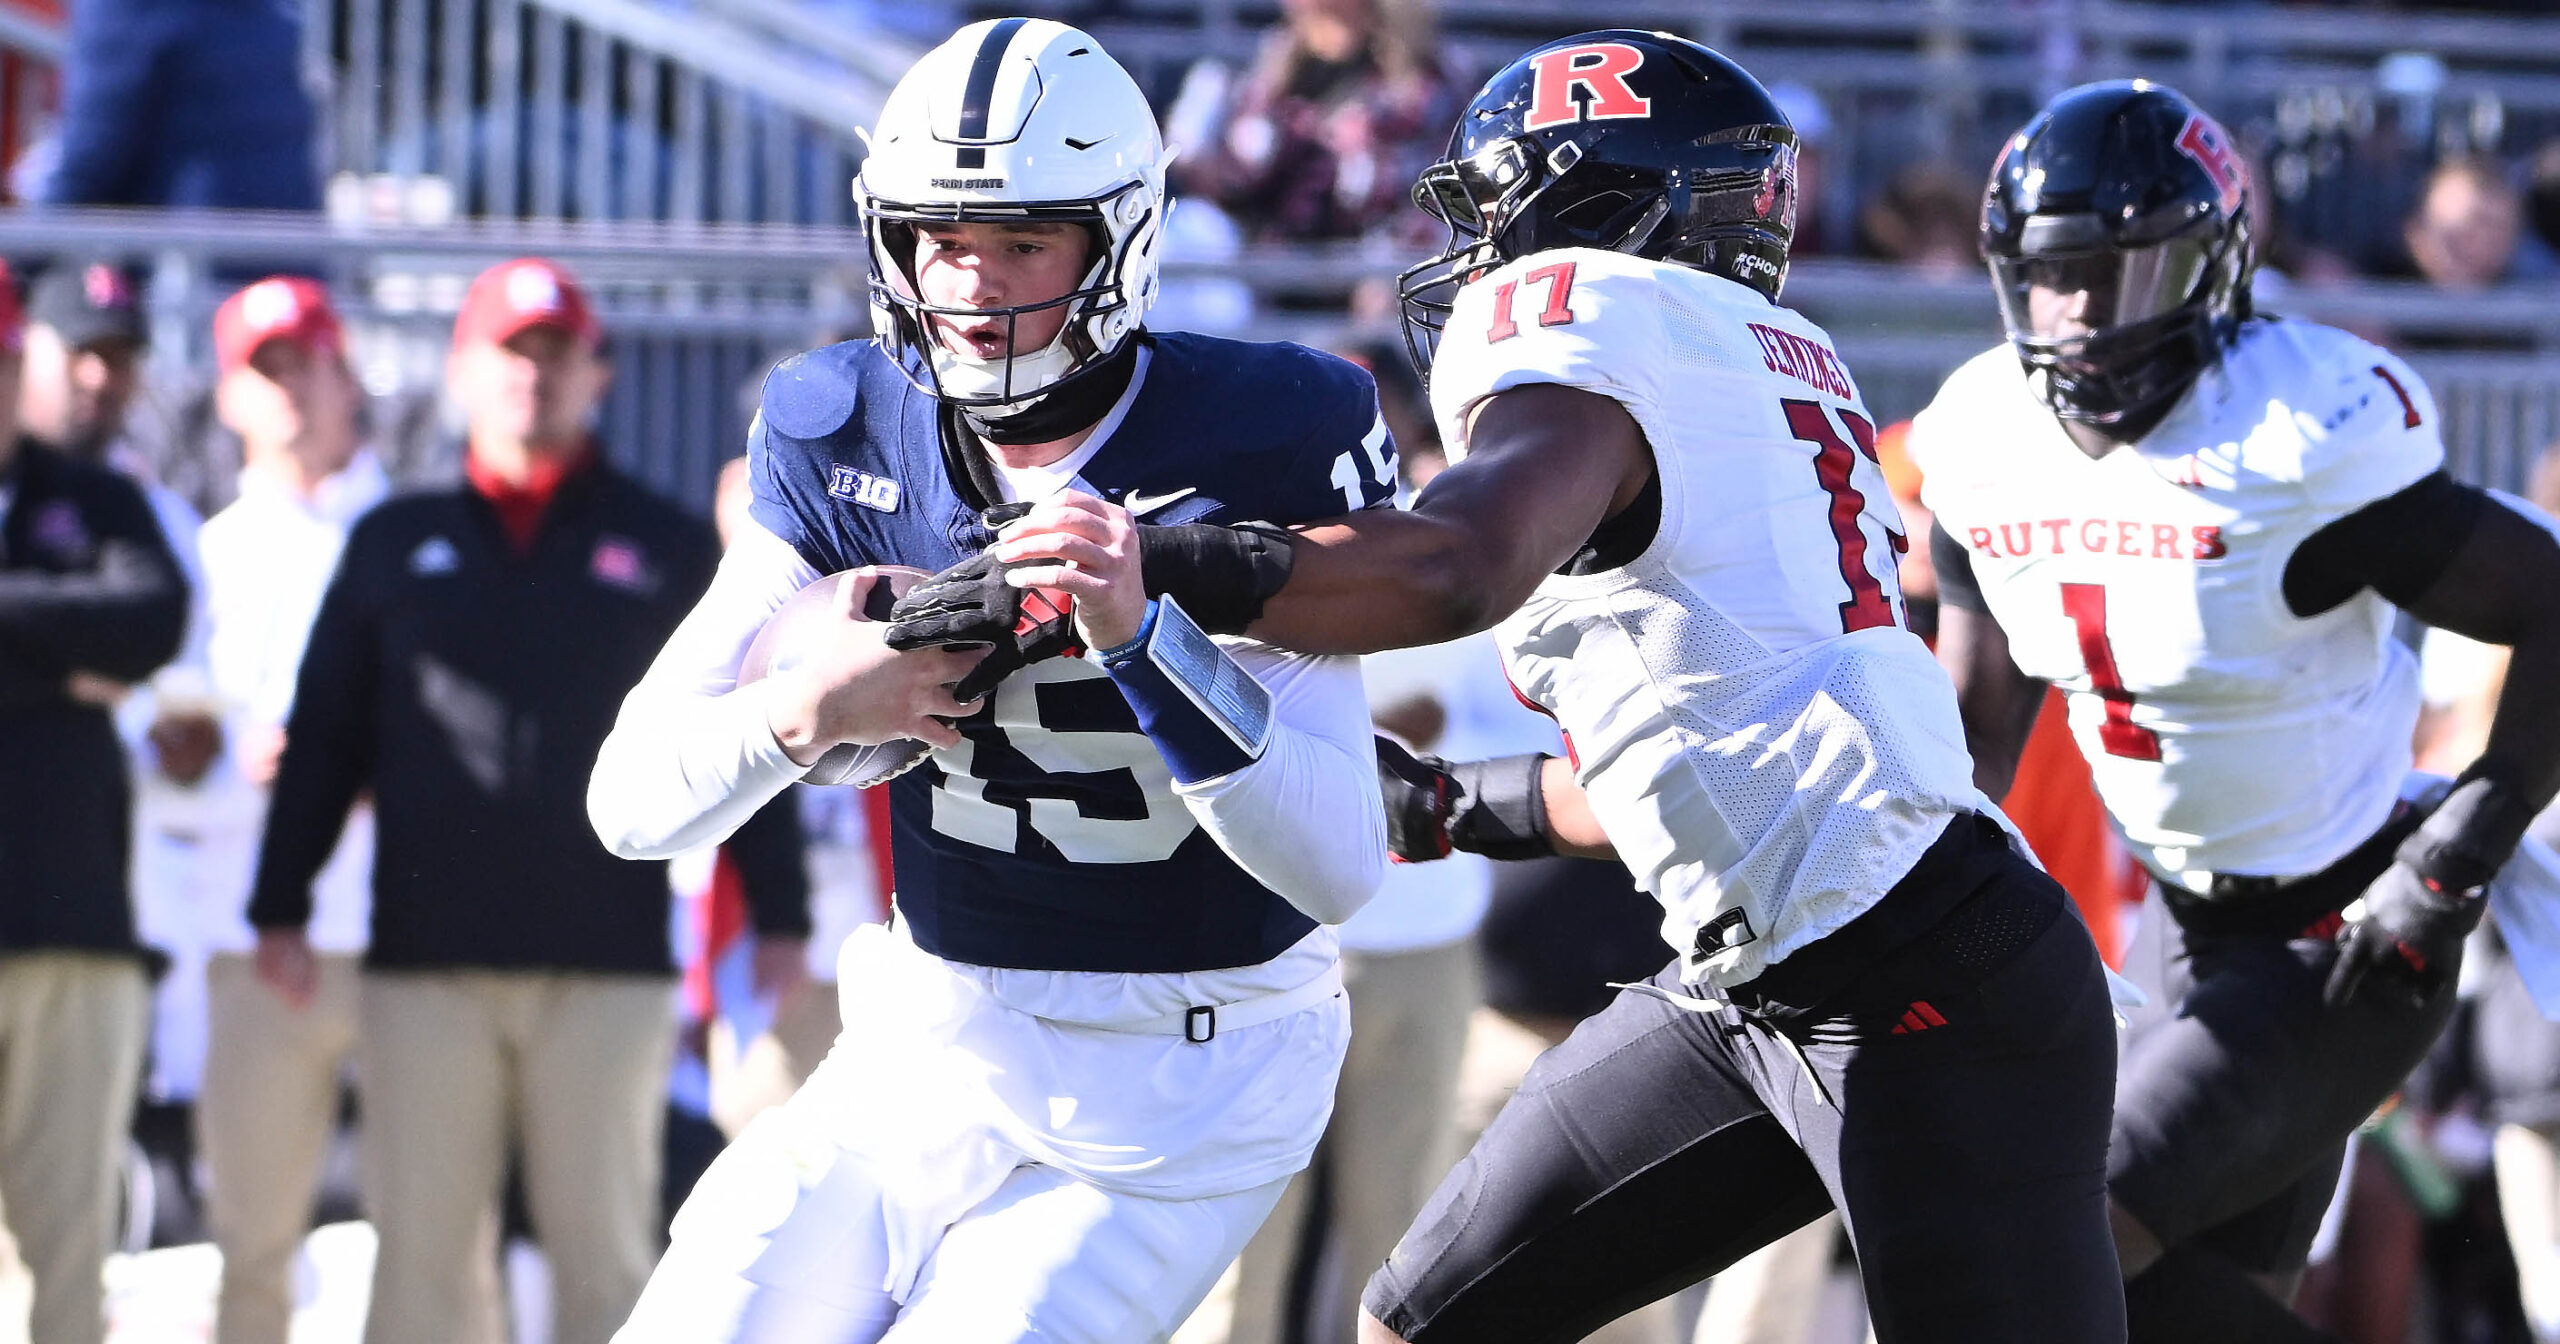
0,279,188,1344
248,259,805,1344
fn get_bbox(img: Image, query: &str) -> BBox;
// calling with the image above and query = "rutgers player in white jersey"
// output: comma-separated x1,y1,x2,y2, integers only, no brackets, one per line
1907,83,2560,1343
934,31,2127,1343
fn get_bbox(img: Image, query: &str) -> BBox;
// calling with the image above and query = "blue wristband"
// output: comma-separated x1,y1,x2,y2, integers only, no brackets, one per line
1099,596,1272,785
1095,601,1161,667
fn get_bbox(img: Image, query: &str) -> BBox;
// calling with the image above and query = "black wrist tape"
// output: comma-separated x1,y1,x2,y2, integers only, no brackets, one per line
1136,523,1297,635
2401,761,2537,894
1448,753,1554,861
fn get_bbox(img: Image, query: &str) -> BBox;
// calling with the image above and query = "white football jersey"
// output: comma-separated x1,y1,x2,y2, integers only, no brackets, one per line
1430,247,1994,988
1911,319,2443,888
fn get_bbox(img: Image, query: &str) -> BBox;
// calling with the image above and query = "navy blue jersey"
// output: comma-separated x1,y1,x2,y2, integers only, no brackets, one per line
748,332,1398,973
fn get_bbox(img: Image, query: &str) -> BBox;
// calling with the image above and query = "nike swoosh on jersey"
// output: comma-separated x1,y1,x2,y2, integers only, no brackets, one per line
1120,486,1201,516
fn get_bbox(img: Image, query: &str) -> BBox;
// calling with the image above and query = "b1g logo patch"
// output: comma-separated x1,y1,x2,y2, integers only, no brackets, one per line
828,466,902,513
1521,42,1652,132
2174,112,2246,213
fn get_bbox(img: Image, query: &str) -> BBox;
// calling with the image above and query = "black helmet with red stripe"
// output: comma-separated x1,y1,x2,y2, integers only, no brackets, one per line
1398,30,1798,376
1982,80,2256,434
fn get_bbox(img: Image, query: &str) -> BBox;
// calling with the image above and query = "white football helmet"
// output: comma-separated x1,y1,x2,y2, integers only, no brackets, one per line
855,19,1167,417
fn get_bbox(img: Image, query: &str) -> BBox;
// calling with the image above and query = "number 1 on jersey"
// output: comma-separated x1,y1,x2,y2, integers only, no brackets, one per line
2057,582,2163,761
1783,399,1903,633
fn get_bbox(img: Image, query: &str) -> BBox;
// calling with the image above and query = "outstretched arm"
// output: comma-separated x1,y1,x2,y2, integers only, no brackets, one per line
1250,383,1656,654
970,382,1656,660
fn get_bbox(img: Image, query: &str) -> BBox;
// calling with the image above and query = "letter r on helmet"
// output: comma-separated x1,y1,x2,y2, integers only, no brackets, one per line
1523,44,1653,132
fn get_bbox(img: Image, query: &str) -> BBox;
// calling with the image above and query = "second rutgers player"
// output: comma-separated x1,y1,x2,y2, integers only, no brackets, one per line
1916,81,2560,1342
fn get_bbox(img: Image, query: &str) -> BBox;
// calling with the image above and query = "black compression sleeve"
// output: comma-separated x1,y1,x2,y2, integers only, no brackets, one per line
1931,521,1990,613
2284,470,2488,617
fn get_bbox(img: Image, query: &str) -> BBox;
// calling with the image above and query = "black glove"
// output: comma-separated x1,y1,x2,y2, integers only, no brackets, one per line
1374,737,1555,863
884,548,1020,651
885,505,1082,705
1135,522,1296,635
2325,862,2484,1008
2326,769,2532,1008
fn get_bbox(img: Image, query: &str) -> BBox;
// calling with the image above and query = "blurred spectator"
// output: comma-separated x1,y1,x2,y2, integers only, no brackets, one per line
1857,161,1982,277
187,277,443,1344
2525,139,2560,275
1767,81,1838,257
1174,0,1451,246
662,787,812,1203
16,263,209,688
697,782,874,1135
39,0,319,212
21,260,226,1264
2406,155,2525,290
0,260,190,1344
244,258,786,1344
2244,147,2361,298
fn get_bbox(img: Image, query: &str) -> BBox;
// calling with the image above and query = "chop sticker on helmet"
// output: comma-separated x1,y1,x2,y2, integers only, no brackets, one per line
2174,113,2246,213
1521,43,1653,133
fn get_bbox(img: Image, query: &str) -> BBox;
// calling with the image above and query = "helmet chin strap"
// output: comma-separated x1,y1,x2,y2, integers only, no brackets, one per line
965,336,1142,447
932,328,1082,413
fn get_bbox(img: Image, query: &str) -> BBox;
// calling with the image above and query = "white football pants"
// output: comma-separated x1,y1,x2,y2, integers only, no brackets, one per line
615,1100,1288,1344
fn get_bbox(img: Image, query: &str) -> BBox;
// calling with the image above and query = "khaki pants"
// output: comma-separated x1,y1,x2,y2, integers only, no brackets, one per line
0,951,147,1344
359,970,674,1344
204,953,509,1344
1215,940,1479,1344
705,979,841,1139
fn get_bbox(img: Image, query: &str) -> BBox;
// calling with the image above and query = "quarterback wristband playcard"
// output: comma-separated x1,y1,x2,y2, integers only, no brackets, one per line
1100,596,1273,783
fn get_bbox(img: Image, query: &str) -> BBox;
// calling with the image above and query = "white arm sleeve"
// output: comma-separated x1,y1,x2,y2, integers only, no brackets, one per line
587,519,821,859
1171,641,1386,924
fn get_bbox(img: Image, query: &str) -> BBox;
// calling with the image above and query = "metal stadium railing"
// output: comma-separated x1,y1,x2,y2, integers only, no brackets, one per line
303,0,910,225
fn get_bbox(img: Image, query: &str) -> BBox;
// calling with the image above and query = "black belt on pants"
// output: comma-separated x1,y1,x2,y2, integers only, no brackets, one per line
2152,800,2429,941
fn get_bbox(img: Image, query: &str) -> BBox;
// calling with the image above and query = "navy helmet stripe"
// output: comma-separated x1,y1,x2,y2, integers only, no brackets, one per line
956,17,1029,145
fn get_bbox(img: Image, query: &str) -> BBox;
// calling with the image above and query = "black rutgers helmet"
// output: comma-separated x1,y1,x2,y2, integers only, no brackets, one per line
1983,80,2256,432
1398,30,1799,376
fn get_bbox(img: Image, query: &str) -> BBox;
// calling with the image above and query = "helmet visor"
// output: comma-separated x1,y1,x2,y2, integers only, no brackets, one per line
1411,136,1551,239
1989,236,2217,346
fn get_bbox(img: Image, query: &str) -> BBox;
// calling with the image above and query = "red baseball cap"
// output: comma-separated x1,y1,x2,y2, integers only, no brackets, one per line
214,277,344,376
453,258,601,352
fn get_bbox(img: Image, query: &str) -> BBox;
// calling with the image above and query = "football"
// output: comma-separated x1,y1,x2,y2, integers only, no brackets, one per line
737,565,939,787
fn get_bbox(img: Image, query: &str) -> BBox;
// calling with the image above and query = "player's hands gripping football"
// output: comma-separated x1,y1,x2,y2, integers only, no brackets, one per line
886,502,1087,703
985,490,1150,651
763,569,986,762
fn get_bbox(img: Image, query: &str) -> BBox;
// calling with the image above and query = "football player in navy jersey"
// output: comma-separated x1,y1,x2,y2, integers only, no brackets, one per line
585,19,1392,1343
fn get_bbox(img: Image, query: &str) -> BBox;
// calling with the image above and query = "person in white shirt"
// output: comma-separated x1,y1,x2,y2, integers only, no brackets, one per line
188,276,495,1344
